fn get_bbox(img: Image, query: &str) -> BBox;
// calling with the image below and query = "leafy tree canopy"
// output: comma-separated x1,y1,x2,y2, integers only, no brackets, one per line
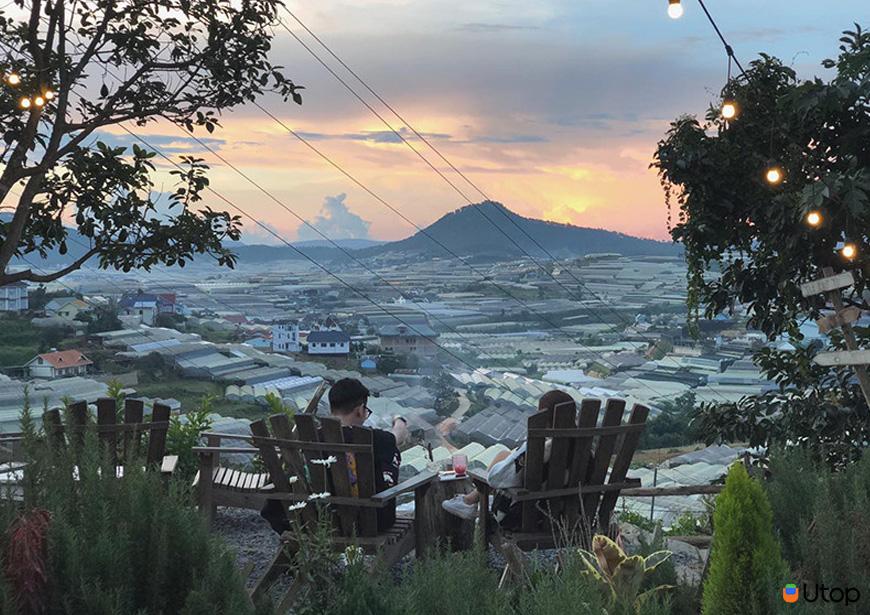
0,0,302,286
654,25,869,339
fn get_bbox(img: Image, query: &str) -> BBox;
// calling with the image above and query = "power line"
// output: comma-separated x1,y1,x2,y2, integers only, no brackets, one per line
695,0,747,79
277,10,734,405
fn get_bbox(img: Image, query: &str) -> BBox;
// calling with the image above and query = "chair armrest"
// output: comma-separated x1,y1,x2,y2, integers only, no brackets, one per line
161,455,179,475
467,468,490,487
370,470,438,503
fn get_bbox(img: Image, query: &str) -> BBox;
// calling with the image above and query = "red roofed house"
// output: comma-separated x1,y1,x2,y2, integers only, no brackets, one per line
27,350,93,379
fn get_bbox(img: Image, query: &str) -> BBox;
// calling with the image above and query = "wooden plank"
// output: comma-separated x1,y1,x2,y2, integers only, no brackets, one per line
146,403,171,467
67,401,88,450
513,479,641,501
122,398,144,461
563,399,601,526
294,415,326,495
528,423,646,438
319,417,357,536
96,398,118,466
621,484,723,497
596,404,649,532
817,306,862,334
800,271,854,297
197,450,215,525
544,401,576,521
303,381,328,415
269,413,316,524
581,399,626,526
521,408,552,532
42,408,65,449
814,350,870,367
350,426,378,537
250,419,292,495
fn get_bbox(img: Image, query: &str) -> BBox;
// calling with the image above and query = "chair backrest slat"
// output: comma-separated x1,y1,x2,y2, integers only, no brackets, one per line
96,398,118,465
146,402,170,466
544,402,576,520
294,414,327,496
318,417,356,537
68,400,88,449
563,399,601,526
123,398,144,460
521,408,552,532
580,399,626,525
349,426,378,537
250,419,293,497
596,404,650,532
43,408,65,449
269,414,316,525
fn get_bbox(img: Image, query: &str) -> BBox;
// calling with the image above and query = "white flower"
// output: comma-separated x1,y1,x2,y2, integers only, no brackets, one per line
310,456,337,467
286,501,307,511
307,491,331,501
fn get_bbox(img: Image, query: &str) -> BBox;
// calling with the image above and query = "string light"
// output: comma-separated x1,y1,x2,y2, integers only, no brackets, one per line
721,100,738,120
6,73,21,86
805,211,822,227
765,166,783,185
668,0,684,19
19,96,31,109
44,89,55,100
841,243,857,260
33,95,45,107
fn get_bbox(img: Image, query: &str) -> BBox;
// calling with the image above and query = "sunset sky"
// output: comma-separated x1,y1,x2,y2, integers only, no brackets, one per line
111,0,869,244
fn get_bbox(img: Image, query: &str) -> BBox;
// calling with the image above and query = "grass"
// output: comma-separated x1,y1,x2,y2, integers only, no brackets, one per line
134,375,268,420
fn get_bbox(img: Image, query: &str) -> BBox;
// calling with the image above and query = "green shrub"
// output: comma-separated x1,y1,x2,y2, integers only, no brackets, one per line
167,395,215,480
2,431,263,615
701,463,786,615
766,450,870,614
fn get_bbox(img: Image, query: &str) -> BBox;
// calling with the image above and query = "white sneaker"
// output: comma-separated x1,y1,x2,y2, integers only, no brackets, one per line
441,494,478,520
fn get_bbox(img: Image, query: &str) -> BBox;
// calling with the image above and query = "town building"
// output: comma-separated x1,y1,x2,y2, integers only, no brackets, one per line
0,281,28,313
26,350,93,379
378,322,440,358
271,320,301,353
307,330,351,356
45,297,89,321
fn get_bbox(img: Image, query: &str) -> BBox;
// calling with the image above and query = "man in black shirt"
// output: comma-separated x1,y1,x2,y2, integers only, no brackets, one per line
260,378,407,533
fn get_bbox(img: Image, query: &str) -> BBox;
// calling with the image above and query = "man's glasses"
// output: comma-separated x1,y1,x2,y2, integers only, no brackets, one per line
364,405,373,418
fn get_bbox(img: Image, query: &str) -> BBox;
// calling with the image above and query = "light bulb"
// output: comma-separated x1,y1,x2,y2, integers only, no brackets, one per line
19,97,31,109
841,243,857,260
721,101,738,120
44,89,55,100
6,73,21,86
765,166,783,185
33,96,45,107
805,211,822,227
668,0,684,19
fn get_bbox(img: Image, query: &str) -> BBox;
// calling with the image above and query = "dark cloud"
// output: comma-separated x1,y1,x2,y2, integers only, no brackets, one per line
297,193,371,241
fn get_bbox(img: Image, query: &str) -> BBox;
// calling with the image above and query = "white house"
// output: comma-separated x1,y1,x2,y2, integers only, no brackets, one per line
307,330,350,356
45,296,89,321
0,282,28,312
272,320,301,353
27,349,93,378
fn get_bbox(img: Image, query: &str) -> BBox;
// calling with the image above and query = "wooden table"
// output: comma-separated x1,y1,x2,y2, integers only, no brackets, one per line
411,473,476,557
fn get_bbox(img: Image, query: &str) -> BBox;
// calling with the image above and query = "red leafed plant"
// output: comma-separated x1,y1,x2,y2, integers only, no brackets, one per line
4,508,51,615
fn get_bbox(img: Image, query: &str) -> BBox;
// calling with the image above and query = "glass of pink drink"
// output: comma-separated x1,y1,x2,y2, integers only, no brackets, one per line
452,454,468,477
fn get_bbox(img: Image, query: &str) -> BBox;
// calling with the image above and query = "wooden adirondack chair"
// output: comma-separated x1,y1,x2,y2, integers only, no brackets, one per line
469,398,648,584
41,398,178,476
193,382,328,523
238,412,437,611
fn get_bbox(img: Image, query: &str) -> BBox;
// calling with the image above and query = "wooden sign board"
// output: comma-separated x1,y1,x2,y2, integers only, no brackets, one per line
814,350,870,367
800,272,855,298
817,307,863,334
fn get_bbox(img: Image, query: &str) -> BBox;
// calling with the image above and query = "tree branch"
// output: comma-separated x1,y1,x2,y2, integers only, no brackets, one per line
0,247,99,286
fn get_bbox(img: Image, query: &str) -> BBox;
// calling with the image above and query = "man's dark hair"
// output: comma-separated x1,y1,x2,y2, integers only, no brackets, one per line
329,378,369,415
538,390,575,413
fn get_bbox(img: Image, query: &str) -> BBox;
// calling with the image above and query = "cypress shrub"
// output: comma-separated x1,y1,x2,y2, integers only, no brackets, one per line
701,463,786,615
1,425,267,615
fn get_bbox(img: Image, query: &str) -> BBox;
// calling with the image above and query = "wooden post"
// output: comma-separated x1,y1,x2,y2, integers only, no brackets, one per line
649,466,657,521
198,450,215,527
413,476,474,558
206,433,221,520
822,267,870,408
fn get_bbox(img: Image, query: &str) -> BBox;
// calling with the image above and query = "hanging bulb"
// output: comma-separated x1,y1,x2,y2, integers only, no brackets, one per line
33,95,45,107
668,0,684,19
721,101,738,120
765,166,783,185
805,211,822,227
44,89,55,100
19,96,31,109
841,243,857,260
6,73,21,86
